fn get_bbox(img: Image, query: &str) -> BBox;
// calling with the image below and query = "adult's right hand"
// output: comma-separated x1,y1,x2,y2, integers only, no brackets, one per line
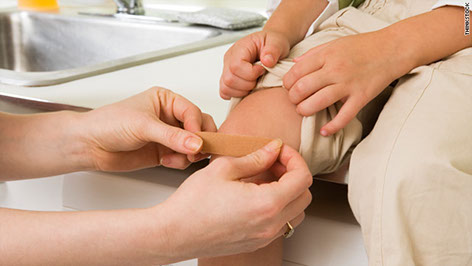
219,30,291,100
158,139,313,261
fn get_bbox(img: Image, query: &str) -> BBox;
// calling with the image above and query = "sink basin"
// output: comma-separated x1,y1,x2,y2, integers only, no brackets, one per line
0,9,251,86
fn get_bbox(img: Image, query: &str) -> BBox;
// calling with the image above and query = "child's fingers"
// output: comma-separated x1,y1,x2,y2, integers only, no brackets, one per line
283,55,324,90
229,60,266,81
320,98,363,136
296,84,345,117
221,71,258,92
220,83,252,99
293,42,331,62
288,69,331,104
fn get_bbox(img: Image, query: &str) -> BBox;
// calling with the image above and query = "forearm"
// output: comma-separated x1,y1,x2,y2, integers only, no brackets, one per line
0,206,177,265
264,0,329,46
0,111,93,180
382,6,472,78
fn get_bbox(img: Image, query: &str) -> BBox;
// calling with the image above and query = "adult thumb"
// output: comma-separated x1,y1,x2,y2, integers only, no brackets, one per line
260,36,289,68
223,139,283,180
147,121,203,155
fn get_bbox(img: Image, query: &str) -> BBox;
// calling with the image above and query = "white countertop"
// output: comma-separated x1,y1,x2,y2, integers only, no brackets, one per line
0,43,232,126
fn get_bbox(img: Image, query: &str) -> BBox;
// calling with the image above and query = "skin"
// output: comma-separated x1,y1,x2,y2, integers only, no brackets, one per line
0,87,313,265
214,1,472,265
283,6,472,136
221,4,472,138
200,88,304,266
0,87,215,179
219,0,329,100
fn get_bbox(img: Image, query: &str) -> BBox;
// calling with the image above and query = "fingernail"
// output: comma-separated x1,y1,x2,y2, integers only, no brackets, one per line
161,156,171,166
196,153,210,161
184,136,203,152
264,139,283,152
320,129,328,136
263,54,274,64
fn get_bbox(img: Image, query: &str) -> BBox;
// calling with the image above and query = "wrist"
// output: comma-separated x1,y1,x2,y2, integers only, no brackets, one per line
376,26,419,79
145,203,186,264
380,21,429,76
264,0,328,46
262,26,297,47
66,111,99,171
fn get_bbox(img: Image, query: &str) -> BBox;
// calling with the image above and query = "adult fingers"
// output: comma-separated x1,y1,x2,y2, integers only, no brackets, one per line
213,139,283,180
188,152,210,163
296,84,346,117
320,97,364,136
283,55,324,90
268,161,287,179
187,114,216,162
96,143,161,171
161,152,192,170
146,120,203,155
280,189,312,224
156,88,204,133
202,113,217,132
288,69,332,104
272,211,306,241
270,145,313,206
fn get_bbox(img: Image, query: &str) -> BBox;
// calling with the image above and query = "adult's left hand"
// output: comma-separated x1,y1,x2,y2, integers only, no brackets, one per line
81,87,216,171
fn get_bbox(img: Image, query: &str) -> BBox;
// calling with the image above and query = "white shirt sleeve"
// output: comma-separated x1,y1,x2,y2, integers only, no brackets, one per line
432,0,469,9
266,0,340,37
266,0,281,17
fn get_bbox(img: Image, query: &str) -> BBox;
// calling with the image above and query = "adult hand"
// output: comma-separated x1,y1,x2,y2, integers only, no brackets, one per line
81,87,217,171
220,30,291,100
283,30,409,136
158,140,313,260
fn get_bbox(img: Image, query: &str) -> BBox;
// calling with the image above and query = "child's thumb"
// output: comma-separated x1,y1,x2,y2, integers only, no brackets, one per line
261,37,289,68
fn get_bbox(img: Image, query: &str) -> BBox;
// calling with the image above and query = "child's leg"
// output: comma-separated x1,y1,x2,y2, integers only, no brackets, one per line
199,9,383,264
198,87,303,266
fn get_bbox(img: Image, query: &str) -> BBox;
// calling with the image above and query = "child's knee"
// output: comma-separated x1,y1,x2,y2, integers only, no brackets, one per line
219,87,302,150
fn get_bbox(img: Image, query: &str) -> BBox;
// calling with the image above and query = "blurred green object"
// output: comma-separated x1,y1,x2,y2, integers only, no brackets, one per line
339,0,365,9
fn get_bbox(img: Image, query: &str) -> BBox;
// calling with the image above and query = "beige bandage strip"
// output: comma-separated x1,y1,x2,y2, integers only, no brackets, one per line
196,132,274,157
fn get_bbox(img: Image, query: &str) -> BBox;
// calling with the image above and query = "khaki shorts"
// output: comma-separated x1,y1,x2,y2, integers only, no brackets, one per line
229,7,392,175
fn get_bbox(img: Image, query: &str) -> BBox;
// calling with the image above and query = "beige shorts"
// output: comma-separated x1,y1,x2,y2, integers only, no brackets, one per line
229,7,392,175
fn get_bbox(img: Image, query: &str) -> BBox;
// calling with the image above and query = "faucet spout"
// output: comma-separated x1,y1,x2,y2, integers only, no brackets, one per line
113,0,144,15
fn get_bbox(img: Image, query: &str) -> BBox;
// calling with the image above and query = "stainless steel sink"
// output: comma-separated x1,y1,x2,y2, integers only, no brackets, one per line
0,9,251,86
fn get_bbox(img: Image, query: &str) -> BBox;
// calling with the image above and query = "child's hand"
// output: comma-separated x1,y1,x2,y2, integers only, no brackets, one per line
283,31,410,136
220,30,291,100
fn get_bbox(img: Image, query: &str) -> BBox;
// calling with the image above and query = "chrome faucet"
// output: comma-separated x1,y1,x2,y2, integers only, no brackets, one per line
113,0,144,15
